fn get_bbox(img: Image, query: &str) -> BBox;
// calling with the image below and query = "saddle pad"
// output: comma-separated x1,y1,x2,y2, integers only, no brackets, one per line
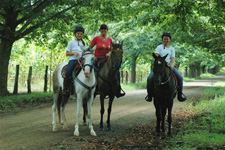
172,71,179,88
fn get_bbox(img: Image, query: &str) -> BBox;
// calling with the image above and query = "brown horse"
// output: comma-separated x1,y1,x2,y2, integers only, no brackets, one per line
95,42,124,131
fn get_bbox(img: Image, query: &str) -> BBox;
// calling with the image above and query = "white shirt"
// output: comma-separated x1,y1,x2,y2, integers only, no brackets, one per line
66,39,87,61
155,44,175,66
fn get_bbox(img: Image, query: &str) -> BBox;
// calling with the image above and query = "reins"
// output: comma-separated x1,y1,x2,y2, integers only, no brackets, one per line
73,52,96,100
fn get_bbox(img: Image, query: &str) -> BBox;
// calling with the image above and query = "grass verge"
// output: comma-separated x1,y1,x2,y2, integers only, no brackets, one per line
0,92,53,113
168,82,225,149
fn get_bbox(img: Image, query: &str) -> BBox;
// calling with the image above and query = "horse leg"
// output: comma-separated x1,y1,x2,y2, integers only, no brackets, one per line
61,95,69,131
155,107,161,137
87,97,97,136
74,95,82,136
82,100,87,126
52,92,59,132
100,95,105,131
168,105,173,136
106,97,114,131
161,107,167,135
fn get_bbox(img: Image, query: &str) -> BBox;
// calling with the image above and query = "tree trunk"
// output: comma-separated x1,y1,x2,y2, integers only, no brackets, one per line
121,70,124,83
130,55,138,83
0,39,14,96
195,61,201,77
125,71,128,83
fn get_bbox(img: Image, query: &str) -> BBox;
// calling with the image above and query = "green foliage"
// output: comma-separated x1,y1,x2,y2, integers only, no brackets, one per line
121,81,147,91
0,92,53,113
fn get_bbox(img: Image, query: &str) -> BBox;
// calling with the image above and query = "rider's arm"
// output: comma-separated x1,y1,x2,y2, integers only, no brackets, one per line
66,51,79,56
155,53,160,57
170,57,175,69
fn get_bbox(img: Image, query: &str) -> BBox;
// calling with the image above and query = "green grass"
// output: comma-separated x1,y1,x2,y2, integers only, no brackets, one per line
168,82,225,149
0,92,53,113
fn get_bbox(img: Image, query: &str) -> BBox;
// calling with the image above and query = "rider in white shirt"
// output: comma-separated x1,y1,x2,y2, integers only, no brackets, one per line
145,32,187,102
63,25,87,96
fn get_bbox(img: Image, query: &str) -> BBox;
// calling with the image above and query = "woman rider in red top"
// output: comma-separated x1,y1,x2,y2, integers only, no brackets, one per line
89,24,125,98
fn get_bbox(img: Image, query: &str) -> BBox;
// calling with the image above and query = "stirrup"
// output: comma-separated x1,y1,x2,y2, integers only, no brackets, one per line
145,95,152,102
178,93,187,102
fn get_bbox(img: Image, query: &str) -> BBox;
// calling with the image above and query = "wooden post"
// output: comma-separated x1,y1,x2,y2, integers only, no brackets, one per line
44,66,48,92
121,70,124,83
13,65,19,94
125,71,128,83
27,66,32,94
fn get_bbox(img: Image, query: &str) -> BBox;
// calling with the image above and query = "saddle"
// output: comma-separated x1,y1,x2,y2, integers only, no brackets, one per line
94,58,107,72
61,58,83,78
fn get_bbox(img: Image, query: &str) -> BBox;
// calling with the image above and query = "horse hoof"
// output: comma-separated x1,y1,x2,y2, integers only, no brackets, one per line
52,127,58,132
100,127,104,131
63,126,69,131
74,131,79,136
90,131,97,136
106,127,111,131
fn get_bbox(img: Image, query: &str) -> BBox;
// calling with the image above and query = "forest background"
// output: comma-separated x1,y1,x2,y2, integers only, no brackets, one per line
0,0,224,96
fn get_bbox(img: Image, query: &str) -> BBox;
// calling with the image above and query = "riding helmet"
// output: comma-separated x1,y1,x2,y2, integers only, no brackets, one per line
162,32,171,39
99,24,108,30
74,25,85,34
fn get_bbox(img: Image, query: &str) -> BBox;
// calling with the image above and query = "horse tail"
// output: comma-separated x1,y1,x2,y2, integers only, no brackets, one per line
57,87,63,124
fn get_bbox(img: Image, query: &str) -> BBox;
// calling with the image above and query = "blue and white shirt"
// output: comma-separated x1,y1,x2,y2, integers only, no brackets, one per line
66,39,87,61
155,44,175,66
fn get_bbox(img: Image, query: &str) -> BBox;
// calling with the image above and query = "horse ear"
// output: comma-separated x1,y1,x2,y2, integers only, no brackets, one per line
163,54,168,60
153,53,157,59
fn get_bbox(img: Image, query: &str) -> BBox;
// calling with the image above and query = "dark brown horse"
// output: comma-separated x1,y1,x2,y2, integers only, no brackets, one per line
95,42,124,131
152,53,177,137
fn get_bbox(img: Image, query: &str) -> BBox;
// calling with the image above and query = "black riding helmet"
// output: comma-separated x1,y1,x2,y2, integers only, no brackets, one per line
162,32,171,39
74,25,85,34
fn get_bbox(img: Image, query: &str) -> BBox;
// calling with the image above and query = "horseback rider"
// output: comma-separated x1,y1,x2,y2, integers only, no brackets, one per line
63,25,87,96
145,32,187,102
89,24,125,98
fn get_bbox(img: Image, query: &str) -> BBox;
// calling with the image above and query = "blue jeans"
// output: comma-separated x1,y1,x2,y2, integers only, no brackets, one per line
147,67,183,91
65,60,77,77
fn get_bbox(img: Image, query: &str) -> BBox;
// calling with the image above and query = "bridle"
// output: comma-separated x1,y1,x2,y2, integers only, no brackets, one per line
74,52,97,100
110,54,122,71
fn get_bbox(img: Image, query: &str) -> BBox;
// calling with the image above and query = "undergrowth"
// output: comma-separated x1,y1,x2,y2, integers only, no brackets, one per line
169,82,225,149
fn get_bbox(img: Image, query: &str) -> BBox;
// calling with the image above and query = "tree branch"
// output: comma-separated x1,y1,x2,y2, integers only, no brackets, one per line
16,0,53,26
15,2,82,40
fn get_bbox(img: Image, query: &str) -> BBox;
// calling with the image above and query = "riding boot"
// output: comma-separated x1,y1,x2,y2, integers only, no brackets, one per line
177,88,187,102
63,76,71,97
145,86,153,102
116,85,126,98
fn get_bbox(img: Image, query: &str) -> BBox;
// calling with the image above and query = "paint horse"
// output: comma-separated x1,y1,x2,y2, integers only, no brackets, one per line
152,53,177,137
95,42,124,131
52,49,97,136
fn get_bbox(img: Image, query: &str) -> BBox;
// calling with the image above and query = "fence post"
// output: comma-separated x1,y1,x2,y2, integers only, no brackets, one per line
27,66,32,94
44,66,48,92
13,65,19,94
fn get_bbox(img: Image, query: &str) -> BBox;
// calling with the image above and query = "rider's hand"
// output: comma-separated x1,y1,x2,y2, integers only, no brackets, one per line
106,51,111,57
74,52,79,56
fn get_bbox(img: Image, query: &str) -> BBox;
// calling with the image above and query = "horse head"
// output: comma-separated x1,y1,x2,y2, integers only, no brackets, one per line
110,42,123,71
152,53,168,87
82,48,95,78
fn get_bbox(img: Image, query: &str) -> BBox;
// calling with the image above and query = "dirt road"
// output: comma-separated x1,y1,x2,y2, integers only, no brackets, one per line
1,72,225,150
